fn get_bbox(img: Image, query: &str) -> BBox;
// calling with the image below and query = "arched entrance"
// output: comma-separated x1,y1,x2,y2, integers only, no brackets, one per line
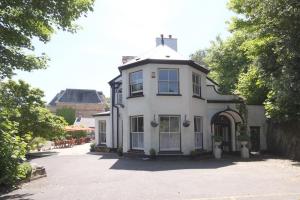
211,107,244,152
213,115,232,152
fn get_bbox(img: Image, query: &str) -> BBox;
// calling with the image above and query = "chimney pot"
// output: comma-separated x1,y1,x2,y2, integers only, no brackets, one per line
169,35,172,38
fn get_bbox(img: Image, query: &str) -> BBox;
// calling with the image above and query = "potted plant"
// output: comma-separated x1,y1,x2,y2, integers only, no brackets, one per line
190,150,197,160
237,129,250,159
90,142,96,152
117,147,123,157
213,135,223,159
149,148,156,159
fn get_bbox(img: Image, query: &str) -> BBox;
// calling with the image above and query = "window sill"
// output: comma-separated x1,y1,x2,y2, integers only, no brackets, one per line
192,95,205,100
127,94,144,99
156,93,182,96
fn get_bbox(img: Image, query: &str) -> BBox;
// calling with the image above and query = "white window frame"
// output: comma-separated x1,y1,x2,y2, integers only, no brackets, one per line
159,115,181,151
99,120,106,144
130,116,144,150
194,116,203,149
192,73,201,97
158,69,179,94
129,70,143,96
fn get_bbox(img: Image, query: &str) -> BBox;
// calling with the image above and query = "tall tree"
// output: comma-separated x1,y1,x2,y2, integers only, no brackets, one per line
0,0,94,79
228,0,300,121
56,107,76,125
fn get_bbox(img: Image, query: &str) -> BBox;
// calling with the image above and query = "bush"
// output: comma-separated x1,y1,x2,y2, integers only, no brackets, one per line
190,150,197,159
90,142,96,152
213,135,223,142
149,148,156,159
17,162,32,181
72,130,87,139
29,137,46,151
117,147,123,156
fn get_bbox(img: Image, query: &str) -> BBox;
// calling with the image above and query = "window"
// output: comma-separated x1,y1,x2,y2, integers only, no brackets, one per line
194,116,203,149
129,71,143,96
192,73,201,97
116,88,122,104
158,69,179,94
99,120,106,144
130,116,144,150
159,115,180,151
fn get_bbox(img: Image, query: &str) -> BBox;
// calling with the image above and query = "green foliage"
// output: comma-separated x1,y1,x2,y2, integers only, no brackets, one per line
213,135,223,142
227,0,300,121
0,119,27,187
190,150,197,159
71,130,87,139
0,80,67,140
237,134,250,142
29,137,47,151
17,162,32,181
90,142,96,152
0,0,95,79
149,148,156,159
117,147,123,156
235,65,268,104
202,33,251,94
56,107,76,125
190,49,207,66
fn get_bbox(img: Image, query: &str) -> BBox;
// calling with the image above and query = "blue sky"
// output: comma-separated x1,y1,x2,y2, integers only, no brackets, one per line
15,0,234,103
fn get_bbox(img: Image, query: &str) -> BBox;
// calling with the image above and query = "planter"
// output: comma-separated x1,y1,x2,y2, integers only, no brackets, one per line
214,141,222,159
240,140,249,159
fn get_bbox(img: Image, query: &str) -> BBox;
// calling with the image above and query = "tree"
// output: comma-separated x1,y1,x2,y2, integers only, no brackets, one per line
190,49,207,66
56,107,76,125
0,80,67,140
0,0,95,79
228,0,300,121
235,65,268,104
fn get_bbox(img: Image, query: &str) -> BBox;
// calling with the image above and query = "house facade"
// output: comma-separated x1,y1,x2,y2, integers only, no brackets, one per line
49,88,106,118
94,36,267,155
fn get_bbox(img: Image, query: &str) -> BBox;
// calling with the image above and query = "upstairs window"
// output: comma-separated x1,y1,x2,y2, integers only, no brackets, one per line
158,69,179,94
129,71,143,96
192,73,201,97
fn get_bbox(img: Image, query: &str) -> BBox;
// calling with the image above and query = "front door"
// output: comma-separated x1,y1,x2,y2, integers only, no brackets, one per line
214,115,231,152
250,127,260,152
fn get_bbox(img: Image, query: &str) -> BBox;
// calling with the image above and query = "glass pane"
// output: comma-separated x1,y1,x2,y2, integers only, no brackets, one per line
170,116,179,132
169,70,178,81
159,116,169,132
169,82,178,93
131,117,137,132
138,132,144,148
159,81,168,93
159,70,168,80
138,117,144,132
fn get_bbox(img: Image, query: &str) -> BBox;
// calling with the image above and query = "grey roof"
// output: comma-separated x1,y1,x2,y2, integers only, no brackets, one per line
73,117,95,128
49,89,104,106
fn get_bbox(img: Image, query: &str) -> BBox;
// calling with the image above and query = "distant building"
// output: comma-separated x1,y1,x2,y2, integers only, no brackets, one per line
48,89,106,118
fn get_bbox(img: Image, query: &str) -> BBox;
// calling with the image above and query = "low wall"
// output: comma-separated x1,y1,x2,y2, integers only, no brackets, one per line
267,120,300,161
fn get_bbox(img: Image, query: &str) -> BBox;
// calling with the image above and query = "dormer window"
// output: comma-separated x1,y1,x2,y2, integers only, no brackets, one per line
129,70,143,96
158,69,179,94
192,73,201,97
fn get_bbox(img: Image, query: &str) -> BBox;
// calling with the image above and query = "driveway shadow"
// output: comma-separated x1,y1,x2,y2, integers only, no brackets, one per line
0,193,33,200
26,151,58,160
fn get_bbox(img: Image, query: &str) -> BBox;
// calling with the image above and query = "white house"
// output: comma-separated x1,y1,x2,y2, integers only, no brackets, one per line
94,35,267,155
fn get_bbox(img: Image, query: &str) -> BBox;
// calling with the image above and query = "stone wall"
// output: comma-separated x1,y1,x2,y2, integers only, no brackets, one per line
49,102,105,118
267,120,300,161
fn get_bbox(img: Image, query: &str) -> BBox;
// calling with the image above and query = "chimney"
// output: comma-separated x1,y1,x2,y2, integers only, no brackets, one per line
156,34,177,51
122,56,136,64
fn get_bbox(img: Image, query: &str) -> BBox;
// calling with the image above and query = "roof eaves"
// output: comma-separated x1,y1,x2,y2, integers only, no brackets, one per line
118,59,210,74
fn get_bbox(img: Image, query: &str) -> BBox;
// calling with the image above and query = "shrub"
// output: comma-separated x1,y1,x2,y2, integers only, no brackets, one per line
149,148,156,159
17,162,32,181
237,134,250,141
213,135,223,142
117,147,123,156
72,130,87,139
90,142,96,152
190,150,197,159
29,137,46,151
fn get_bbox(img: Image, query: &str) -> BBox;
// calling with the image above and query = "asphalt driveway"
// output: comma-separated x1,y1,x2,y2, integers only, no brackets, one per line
1,144,300,200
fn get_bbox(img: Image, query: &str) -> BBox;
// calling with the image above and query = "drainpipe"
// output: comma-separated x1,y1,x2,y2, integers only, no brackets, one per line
111,83,115,148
